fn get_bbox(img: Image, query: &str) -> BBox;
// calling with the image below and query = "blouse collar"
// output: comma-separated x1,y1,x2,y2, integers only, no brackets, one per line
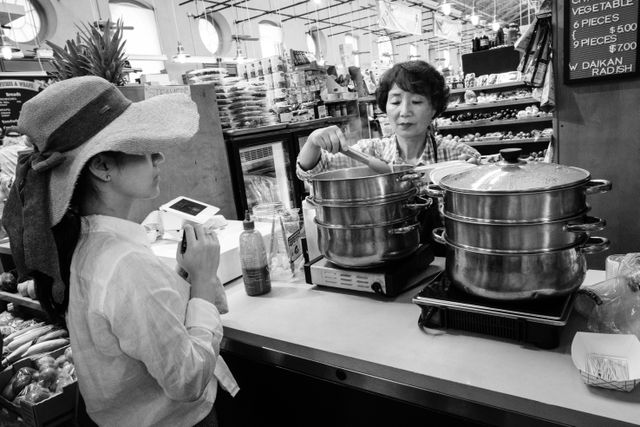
82,215,150,248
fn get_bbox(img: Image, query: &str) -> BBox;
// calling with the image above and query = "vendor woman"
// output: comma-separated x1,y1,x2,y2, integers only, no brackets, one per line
296,60,480,178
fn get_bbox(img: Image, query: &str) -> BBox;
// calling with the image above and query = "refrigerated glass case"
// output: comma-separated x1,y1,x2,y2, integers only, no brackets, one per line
224,120,356,219
239,139,295,211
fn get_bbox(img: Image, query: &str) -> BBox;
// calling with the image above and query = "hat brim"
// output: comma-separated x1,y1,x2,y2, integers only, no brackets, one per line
49,93,199,226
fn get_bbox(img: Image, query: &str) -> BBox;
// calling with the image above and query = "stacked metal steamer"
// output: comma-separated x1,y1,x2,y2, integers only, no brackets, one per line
427,148,611,300
308,165,431,268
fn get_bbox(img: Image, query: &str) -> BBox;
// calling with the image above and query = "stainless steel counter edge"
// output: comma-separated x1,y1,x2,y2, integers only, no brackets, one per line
220,327,637,427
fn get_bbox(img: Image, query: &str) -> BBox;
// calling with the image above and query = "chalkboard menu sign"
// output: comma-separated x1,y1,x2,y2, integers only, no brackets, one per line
0,78,47,130
565,0,640,82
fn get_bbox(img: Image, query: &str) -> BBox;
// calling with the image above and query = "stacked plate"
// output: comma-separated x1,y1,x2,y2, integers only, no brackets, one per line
218,78,277,129
185,68,228,85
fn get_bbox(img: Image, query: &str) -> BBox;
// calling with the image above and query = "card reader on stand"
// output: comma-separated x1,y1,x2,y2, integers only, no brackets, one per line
303,244,438,297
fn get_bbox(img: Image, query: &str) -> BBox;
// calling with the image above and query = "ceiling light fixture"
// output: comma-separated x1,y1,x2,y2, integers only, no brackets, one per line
173,41,189,63
1,0,23,60
491,0,500,31
469,0,479,26
0,36,20,60
441,0,452,16
171,0,190,62
313,2,325,65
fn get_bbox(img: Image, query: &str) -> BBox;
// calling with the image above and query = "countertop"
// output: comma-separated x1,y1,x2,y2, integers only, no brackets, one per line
219,259,640,427
2,235,639,425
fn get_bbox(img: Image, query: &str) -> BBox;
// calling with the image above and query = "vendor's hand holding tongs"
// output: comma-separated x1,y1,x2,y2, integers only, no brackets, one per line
341,146,423,181
341,146,393,174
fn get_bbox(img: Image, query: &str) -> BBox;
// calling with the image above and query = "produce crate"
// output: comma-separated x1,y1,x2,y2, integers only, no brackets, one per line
0,346,77,426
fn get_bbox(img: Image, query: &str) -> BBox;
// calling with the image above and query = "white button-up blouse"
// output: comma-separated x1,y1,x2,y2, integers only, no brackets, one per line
67,215,238,427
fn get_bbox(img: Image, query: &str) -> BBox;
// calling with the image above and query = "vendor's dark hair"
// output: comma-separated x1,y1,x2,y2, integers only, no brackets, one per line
35,151,126,325
375,60,450,118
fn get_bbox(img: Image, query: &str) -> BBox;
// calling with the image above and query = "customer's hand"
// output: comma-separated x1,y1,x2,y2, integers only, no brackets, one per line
308,125,348,154
176,224,220,284
177,224,227,310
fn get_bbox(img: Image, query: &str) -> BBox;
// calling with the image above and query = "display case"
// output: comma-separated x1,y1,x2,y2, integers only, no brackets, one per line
224,120,350,219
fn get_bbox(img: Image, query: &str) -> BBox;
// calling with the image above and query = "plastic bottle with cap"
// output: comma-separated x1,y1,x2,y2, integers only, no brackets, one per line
239,210,271,296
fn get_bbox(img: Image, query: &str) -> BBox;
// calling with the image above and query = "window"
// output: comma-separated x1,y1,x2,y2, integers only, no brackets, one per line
109,1,164,77
344,33,359,67
409,43,419,60
258,21,282,57
1,0,43,44
306,33,316,56
377,35,393,64
198,16,220,55
306,27,326,62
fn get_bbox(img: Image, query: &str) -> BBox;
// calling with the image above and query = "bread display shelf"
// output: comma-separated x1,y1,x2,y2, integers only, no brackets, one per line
323,98,358,104
468,137,551,147
449,81,526,95
446,97,540,112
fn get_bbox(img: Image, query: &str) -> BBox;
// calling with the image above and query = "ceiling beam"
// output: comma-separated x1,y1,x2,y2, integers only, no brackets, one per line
234,0,309,25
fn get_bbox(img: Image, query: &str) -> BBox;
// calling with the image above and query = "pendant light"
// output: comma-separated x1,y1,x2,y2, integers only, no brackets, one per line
231,5,245,62
171,0,190,62
1,0,23,60
441,0,452,16
312,0,325,65
22,0,52,60
469,1,480,26
491,0,500,31
0,35,20,60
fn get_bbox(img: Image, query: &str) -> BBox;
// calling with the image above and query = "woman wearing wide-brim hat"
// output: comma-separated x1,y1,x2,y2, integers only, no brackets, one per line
2,76,238,426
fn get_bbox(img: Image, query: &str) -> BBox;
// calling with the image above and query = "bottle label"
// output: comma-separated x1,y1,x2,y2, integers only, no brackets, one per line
243,266,271,296
287,229,302,262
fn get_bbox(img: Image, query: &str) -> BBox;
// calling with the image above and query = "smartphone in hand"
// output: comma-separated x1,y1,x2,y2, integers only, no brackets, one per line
180,230,187,254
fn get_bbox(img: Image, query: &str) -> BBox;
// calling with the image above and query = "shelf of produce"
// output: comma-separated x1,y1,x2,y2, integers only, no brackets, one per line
286,117,333,128
223,123,287,137
323,98,358,104
449,81,526,95
467,136,551,147
325,114,358,123
293,65,327,72
0,290,42,312
438,116,552,131
357,95,376,103
445,97,540,112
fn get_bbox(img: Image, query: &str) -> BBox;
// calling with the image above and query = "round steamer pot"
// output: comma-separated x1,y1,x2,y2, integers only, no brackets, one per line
310,165,418,203
425,148,611,222
315,218,421,268
442,211,606,253
307,191,431,227
432,228,610,300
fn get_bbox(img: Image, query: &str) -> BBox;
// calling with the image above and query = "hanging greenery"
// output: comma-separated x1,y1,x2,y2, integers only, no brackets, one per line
47,19,128,86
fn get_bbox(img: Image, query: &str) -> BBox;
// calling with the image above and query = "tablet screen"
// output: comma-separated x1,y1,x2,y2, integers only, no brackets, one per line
169,198,207,216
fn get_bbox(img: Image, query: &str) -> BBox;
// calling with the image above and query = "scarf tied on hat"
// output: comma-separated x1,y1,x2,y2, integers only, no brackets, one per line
2,85,132,308
3,149,67,304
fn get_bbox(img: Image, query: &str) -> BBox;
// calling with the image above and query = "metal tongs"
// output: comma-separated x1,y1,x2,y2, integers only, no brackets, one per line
341,146,425,184
342,146,394,174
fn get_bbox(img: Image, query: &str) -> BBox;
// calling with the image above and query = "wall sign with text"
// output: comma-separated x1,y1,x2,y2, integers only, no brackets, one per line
0,79,47,129
565,0,640,82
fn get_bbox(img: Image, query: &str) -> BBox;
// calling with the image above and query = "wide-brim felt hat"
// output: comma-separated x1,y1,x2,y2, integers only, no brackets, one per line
15,75,200,226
